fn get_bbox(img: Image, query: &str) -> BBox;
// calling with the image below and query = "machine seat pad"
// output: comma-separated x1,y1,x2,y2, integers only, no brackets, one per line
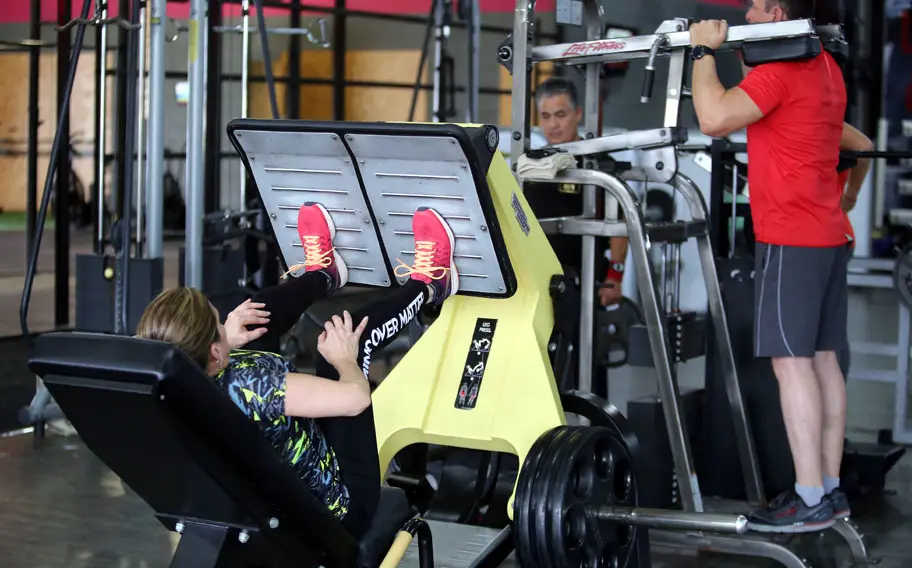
358,486,414,567
27,332,361,567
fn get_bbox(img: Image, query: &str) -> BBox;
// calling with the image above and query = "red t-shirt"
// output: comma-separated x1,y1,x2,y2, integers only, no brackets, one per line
739,51,848,247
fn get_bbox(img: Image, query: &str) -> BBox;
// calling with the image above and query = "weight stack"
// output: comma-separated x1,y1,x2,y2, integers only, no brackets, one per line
702,256,794,500
75,254,164,334
627,387,704,509
179,245,248,320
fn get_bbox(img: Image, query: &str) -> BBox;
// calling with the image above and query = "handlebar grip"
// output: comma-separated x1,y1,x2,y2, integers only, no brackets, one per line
640,67,656,103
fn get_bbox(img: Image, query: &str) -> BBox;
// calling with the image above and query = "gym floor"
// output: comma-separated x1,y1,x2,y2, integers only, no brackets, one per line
1,226,912,567
0,431,909,568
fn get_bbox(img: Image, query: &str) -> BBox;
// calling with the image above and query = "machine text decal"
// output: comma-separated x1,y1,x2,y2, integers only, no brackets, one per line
562,40,626,57
454,318,498,410
511,192,531,236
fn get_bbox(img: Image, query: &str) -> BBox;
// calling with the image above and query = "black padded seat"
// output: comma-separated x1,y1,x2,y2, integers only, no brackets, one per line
357,486,414,567
28,331,408,568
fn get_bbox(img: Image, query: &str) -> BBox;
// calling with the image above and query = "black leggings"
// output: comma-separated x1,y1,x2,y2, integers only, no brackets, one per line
245,273,429,538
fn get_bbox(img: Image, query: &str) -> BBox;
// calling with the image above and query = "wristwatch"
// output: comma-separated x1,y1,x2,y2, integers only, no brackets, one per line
691,45,716,60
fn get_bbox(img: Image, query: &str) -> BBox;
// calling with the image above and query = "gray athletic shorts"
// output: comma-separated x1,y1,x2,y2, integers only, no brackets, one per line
754,243,850,358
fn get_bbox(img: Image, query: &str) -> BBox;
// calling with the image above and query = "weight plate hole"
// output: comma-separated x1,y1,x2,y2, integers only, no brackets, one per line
594,440,614,480
573,456,596,501
616,522,633,547
564,505,588,550
612,458,633,502
601,543,621,568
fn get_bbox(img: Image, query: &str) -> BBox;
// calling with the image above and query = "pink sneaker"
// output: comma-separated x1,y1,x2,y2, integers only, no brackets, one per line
282,202,348,289
395,208,459,304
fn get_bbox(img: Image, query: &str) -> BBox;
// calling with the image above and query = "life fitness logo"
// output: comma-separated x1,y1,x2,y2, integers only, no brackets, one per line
562,40,627,57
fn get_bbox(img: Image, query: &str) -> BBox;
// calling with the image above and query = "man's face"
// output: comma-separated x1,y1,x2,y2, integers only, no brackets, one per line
746,0,785,23
537,93,582,146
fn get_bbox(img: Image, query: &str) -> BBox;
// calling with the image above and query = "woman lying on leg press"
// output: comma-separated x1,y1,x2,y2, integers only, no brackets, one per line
135,203,459,539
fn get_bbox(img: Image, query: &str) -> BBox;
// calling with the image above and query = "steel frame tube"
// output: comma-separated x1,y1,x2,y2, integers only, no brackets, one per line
146,0,165,258
526,168,701,512
95,4,109,252
54,0,72,328
671,173,765,506
465,0,480,122
185,0,207,289
27,0,40,262
596,507,748,534
135,3,146,255
577,0,602,396
239,0,250,212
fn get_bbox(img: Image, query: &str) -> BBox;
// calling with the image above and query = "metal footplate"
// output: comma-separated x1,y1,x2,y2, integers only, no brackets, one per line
344,133,508,295
230,129,392,287
400,521,513,568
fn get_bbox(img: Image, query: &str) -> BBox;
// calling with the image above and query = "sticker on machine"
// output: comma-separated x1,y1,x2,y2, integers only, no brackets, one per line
510,192,531,236
454,318,498,410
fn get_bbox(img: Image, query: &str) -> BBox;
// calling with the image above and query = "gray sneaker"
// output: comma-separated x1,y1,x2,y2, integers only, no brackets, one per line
827,488,851,519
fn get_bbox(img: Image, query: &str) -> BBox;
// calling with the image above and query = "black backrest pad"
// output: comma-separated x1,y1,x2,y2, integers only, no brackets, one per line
28,332,359,567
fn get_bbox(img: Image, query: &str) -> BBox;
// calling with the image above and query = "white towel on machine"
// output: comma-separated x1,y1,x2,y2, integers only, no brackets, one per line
516,150,578,181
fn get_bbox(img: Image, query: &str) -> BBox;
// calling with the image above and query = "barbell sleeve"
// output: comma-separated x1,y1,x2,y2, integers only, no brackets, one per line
595,506,749,534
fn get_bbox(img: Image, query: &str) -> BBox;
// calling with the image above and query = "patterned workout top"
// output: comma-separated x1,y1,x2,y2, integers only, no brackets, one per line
214,349,351,520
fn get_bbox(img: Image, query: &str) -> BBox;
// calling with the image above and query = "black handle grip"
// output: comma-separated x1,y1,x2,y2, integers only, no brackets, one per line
640,67,655,103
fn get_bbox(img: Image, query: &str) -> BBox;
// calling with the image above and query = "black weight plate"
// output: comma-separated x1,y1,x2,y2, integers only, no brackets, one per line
560,391,642,460
544,426,638,568
544,426,590,568
533,426,578,568
514,426,568,568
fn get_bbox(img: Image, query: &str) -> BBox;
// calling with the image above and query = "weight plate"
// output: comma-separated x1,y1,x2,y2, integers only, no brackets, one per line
517,424,639,568
514,426,568,568
534,427,578,568
544,426,638,568
560,391,642,459
596,297,645,369
894,243,912,310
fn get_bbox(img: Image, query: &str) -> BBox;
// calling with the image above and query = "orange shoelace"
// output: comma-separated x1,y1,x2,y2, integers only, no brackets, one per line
394,240,448,281
281,235,334,279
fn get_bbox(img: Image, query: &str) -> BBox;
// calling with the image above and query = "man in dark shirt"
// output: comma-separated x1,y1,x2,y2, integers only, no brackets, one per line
525,77,629,306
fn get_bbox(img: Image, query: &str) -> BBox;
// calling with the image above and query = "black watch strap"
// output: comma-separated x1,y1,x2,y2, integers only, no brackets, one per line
692,45,716,60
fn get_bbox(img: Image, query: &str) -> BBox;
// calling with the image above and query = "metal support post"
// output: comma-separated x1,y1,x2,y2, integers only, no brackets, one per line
672,174,764,506
239,0,251,212
465,0,480,122
147,0,165,258
289,0,302,119
332,0,346,120
432,0,445,122
185,0,207,289
509,0,533,164
55,0,72,328
115,0,142,335
577,0,602,395
27,0,40,262
205,0,223,212
94,2,109,254
115,0,130,217
135,2,147,255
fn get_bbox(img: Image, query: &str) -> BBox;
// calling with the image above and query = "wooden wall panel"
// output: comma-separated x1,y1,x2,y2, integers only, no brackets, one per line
249,48,429,122
0,51,115,213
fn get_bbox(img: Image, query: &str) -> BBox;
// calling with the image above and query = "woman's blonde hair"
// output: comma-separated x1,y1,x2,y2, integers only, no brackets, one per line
136,287,219,369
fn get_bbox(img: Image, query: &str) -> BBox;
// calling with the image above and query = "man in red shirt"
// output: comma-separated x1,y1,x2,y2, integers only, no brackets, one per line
690,0,850,533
